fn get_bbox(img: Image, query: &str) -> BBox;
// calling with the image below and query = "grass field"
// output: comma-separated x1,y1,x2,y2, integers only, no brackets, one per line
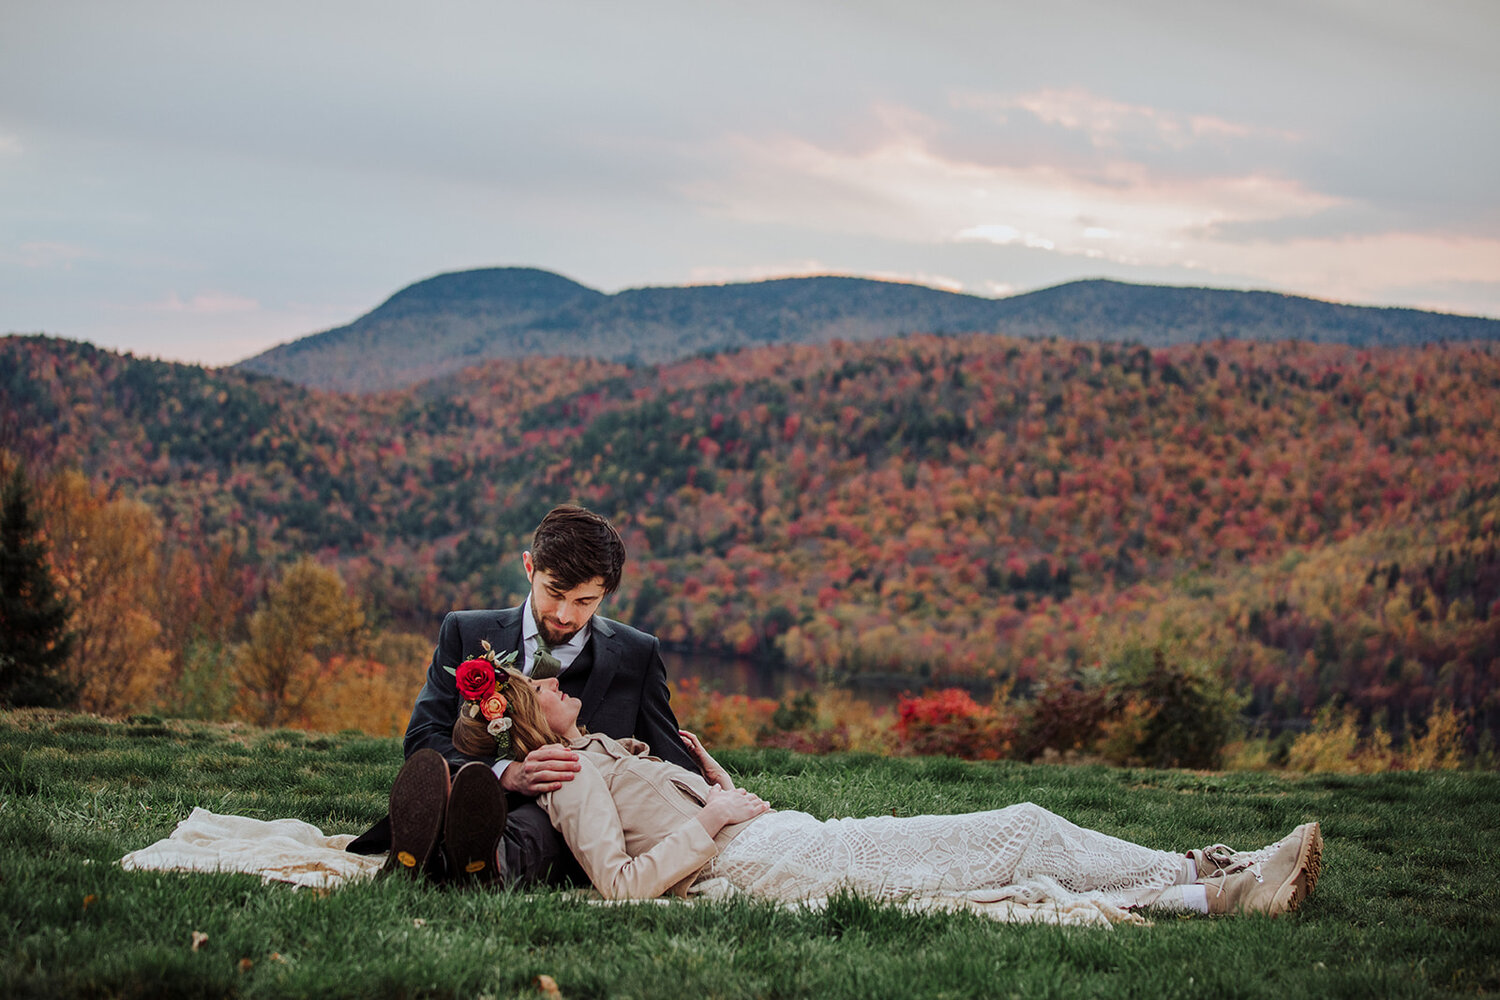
3,708,1497,999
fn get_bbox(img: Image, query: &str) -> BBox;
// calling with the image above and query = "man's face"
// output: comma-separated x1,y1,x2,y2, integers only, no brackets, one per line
523,551,607,646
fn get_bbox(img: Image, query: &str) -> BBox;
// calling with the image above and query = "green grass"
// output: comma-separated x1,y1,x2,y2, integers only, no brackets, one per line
2,709,1497,999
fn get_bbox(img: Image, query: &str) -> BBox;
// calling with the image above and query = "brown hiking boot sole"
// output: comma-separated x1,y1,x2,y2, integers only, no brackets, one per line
444,762,508,887
1289,822,1323,910
382,748,450,878
1271,822,1321,915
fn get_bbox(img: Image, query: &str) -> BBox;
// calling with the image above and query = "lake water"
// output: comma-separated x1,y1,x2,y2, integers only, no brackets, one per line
658,649,791,700
659,649,999,709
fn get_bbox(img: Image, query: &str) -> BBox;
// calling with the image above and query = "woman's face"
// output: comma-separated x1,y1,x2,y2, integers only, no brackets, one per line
530,676,581,734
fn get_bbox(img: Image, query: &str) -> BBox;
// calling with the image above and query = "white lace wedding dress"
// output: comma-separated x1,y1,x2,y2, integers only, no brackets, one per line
703,802,1184,916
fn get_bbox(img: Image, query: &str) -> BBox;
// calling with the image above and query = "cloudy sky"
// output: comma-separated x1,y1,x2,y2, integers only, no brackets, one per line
3,0,1497,366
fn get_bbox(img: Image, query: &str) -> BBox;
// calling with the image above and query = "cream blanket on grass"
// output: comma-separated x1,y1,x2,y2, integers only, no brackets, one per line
119,808,1141,926
119,808,385,889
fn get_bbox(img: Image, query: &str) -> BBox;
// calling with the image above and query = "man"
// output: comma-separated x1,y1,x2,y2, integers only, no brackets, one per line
351,503,700,884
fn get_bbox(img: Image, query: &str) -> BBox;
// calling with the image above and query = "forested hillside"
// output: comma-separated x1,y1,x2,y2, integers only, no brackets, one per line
235,267,1500,393
4,332,1498,745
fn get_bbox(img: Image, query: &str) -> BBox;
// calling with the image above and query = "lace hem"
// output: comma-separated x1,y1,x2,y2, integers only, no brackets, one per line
705,803,1182,912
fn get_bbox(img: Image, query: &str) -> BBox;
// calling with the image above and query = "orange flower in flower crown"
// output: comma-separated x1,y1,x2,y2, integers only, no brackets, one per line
480,691,508,720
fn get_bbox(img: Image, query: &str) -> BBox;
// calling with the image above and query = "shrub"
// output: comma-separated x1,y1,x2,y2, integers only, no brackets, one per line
897,687,983,735
812,689,893,753
1401,703,1467,770
1286,705,1395,773
1015,679,1115,762
772,691,818,731
669,677,777,748
895,688,1017,760
1100,646,1242,769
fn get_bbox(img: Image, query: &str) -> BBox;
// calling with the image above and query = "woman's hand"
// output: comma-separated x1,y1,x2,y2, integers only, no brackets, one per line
695,785,770,838
679,729,734,789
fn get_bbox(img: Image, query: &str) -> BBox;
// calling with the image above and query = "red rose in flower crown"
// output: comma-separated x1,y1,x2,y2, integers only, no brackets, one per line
455,658,496,701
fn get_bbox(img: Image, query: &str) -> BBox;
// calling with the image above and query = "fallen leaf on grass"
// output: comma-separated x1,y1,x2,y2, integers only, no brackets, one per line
82,894,97,911
270,953,286,964
534,974,563,998
239,958,254,973
412,918,427,928
191,931,208,952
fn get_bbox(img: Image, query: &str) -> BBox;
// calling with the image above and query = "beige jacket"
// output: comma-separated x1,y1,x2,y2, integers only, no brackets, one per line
536,733,756,899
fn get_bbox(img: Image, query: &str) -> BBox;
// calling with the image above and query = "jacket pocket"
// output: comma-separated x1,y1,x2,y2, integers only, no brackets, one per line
668,774,708,806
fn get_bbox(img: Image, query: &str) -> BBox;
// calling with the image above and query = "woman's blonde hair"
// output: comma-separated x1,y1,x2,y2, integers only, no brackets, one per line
450,666,567,759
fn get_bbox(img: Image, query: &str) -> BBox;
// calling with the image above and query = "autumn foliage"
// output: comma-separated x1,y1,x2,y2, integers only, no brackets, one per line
3,330,1498,767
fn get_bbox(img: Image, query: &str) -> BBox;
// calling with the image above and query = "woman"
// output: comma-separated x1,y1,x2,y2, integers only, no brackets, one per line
504,670,1321,917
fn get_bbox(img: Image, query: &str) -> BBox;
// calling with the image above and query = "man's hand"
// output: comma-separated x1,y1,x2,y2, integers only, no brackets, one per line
500,745,582,794
678,729,733,789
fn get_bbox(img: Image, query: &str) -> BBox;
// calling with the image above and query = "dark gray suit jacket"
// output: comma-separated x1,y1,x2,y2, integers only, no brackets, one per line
403,607,699,775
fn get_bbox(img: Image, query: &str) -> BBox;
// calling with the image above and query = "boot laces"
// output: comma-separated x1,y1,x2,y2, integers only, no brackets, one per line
1199,845,1264,887
1201,839,1281,880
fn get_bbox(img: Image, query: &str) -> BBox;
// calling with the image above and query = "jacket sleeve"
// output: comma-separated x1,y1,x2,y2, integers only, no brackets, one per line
634,638,702,775
402,612,496,768
539,756,718,900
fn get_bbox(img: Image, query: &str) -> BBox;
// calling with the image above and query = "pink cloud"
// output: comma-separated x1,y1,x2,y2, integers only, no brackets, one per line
685,103,1500,313
693,122,1342,261
954,87,1300,150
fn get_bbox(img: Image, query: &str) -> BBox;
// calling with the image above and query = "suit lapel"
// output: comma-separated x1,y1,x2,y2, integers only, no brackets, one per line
576,616,620,730
492,607,524,661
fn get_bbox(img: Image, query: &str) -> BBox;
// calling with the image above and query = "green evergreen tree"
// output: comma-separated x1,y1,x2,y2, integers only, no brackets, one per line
0,464,77,707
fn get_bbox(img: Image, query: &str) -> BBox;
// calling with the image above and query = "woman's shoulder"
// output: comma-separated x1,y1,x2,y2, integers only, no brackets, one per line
570,733,654,758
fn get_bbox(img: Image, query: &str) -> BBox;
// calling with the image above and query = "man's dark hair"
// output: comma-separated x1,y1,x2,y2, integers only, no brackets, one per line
530,504,626,594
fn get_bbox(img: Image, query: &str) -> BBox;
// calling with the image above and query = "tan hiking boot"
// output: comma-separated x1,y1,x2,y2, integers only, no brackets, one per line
1190,822,1325,899
1200,821,1322,916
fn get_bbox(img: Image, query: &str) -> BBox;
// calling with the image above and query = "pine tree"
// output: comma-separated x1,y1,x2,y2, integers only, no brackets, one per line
0,464,77,707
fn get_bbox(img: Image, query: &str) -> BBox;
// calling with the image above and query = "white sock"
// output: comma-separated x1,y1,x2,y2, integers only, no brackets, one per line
1179,857,1197,884
1153,884,1210,913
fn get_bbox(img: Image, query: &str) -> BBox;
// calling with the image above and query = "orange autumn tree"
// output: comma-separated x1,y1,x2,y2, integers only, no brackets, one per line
299,630,432,736
41,469,172,715
236,558,365,727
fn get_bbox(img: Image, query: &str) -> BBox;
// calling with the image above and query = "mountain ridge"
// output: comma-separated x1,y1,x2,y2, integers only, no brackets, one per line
235,267,1500,393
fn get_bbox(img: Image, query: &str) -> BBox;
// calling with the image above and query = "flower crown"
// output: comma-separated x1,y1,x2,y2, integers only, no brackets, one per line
445,640,519,756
